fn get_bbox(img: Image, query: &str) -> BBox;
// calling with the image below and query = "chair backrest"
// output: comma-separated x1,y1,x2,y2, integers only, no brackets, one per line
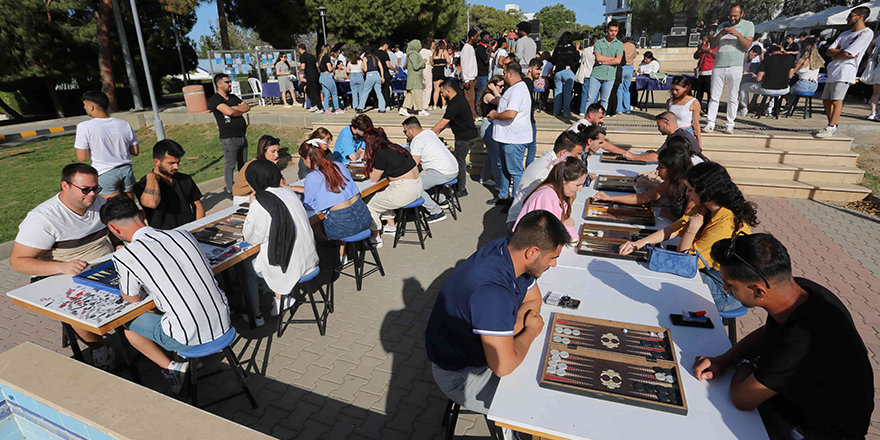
247,77,262,94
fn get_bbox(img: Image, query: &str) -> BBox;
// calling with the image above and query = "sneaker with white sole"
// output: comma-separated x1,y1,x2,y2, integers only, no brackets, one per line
334,109,346,114
868,113,878,121
284,105,293,109
270,296,293,317
418,110,430,116
399,109,410,116
702,124,715,133
370,236,384,248
91,346,116,371
814,125,838,138
243,313,265,327
437,200,449,209
738,108,748,117
723,126,735,134
482,178,496,187
164,360,189,395
383,225,397,235
426,212,447,223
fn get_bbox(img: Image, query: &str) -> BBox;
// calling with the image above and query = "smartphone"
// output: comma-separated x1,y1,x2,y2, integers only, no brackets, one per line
544,291,581,310
670,314,715,328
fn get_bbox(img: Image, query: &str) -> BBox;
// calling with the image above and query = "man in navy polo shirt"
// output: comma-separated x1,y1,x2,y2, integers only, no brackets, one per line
425,210,570,414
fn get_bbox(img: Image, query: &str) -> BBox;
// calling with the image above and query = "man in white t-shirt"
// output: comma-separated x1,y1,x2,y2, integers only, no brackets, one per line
9,163,118,369
816,6,875,138
74,91,139,200
489,63,533,202
404,116,459,223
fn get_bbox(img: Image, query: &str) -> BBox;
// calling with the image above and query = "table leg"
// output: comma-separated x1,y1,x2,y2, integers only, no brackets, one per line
114,328,142,385
62,323,85,362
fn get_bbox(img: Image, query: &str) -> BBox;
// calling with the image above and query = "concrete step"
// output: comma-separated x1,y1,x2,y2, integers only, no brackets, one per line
719,161,864,185
735,178,870,202
703,147,859,167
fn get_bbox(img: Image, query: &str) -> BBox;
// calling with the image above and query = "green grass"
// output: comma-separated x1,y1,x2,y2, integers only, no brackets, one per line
0,124,308,243
855,146,880,195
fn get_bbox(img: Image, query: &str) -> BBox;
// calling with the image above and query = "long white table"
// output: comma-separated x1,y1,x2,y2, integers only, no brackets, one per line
487,151,769,439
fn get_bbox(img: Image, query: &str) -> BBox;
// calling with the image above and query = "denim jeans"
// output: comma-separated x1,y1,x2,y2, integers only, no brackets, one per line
700,267,744,312
350,72,365,110
586,76,615,113
480,121,501,189
553,68,575,116
475,76,488,115
617,65,634,114
220,136,248,193
526,122,537,167
323,197,372,240
127,312,194,352
360,71,386,110
790,80,818,95
499,142,527,199
320,72,340,110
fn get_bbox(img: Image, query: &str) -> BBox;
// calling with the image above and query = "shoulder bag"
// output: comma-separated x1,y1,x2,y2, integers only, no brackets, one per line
646,245,710,279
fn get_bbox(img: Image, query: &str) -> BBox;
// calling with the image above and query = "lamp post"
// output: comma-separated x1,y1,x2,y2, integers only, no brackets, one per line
318,6,328,47
129,0,164,140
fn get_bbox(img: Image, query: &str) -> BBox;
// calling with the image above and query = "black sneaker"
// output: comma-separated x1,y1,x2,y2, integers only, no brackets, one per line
486,197,510,206
426,212,447,223
456,188,468,198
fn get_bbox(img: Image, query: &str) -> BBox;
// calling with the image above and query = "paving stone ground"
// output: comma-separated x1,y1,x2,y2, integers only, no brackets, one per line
1,188,879,439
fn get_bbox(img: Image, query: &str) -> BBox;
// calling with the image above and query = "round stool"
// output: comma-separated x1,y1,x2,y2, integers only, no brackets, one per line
719,306,748,345
430,178,462,220
393,197,431,249
177,328,258,409
790,91,815,119
277,266,331,337
339,229,385,291
756,95,782,119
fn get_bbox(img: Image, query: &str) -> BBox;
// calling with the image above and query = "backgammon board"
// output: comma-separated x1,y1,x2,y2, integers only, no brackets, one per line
576,224,654,261
600,153,646,165
584,198,656,226
348,162,368,181
191,212,247,248
595,175,638,193
73,261,121,295
539,314,688,415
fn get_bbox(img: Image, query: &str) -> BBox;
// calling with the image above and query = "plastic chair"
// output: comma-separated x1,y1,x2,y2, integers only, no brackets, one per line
247,78,264,106
276,266,331,337
338,229,385,291
177,328,258,409
429,178,462,220
755,95,782,119
393,197,432,249
719,306,748,345
786,91,815,119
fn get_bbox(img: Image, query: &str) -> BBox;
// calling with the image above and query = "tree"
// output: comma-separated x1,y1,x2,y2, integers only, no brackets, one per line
535,4,578,50
197,20,268,57
782,0,860,18
447,5,524,43
630,0,780,37
97,0,118,112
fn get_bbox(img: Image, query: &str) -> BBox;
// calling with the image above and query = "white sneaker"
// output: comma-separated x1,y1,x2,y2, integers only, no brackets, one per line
399,109,410,116
309,106,322,113
418,110,430,116
164,361,189,395
738,108,748,117
380,212,396,221
814,125,838,138
723,126,735,135
370,236,384,248
271,296,294,317
91,346,116,371
868,113,877,121
475,117,484,122
383,225,397,235
702,124,715,133
243,313,265,327
284,105,293,109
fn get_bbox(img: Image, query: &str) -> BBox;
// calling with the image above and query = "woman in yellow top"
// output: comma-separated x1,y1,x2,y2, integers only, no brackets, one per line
619,162,759,311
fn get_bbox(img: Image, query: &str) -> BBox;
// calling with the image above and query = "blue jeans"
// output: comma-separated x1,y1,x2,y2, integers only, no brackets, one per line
553,69,575,116
323,197,372,240
526,122,537,167
617,65,634,114
586,77,615,113
127,312,194,352
320,72,340,110
242,255,269,311
480,121,501,188
350,72,365,110
360,71,385,110
699,267,744,312
499,142,527,199
790,80,818,95
475,76,488,114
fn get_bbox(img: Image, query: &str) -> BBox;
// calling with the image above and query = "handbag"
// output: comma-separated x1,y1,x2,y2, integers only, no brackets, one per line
860,55,878,85
645,245,711,279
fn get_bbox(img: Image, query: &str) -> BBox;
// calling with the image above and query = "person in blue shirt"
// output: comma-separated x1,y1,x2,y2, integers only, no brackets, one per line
333,114,373,164
425,210,570,414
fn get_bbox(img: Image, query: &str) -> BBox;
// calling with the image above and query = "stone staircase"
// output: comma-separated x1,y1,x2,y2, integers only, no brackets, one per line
311,116,869,203
636,47,701,75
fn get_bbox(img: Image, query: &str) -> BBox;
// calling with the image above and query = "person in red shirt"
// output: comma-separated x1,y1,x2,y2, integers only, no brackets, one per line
693,34,717,113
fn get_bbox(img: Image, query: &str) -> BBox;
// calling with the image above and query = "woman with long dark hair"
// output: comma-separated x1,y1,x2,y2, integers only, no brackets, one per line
318,45,344,114
514,156,588,237
274,53,295,108
666,76,702,145
595,138,693,220
782,38,824,116
550,31,581,117
297,127,334,180
431,40,451,109
360,48,386,113
478,75,505,190
242,159,319,324
362,128,421,248
619,162,759,312
233,134,284,205
347,50,365,113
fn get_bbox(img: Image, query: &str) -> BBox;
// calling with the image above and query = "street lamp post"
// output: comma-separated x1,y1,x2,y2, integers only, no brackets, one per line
318,6,328,47
129,0,165,140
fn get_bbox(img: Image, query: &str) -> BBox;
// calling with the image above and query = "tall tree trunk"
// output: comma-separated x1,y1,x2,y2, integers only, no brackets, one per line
42,78,65,118
217,0,230,50
97,0,118,112
0,95,23,119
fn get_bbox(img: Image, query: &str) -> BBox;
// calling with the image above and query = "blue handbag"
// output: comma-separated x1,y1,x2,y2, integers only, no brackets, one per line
645,245,711,279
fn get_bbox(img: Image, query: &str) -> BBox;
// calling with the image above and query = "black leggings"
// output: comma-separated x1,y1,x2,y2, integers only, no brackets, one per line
381,75,392,108
695,75,712,109
305,77,323,110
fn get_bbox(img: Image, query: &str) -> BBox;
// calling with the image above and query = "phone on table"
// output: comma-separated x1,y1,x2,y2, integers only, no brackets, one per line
669,313,715,328
544,291,580,310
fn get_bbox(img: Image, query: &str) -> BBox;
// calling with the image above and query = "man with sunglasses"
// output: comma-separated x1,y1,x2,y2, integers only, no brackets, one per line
694,233,873,440
207,73,251,195
10,163,118,369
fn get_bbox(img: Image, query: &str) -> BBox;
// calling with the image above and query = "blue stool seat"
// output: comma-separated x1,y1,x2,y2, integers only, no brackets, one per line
339,229,371,242
794,91,814,97
720,306,748,345
444,178,458,186
299,266,320,283
178,328,236,358
402,197,425,209
719,306,748,319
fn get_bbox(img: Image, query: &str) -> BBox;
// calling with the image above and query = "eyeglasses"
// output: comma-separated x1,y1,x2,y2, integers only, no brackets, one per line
222,80,232,84
725,231,770,288
65,181,102,195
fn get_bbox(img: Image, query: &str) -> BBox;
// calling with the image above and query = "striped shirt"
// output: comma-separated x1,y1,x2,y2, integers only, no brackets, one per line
113,226,231,346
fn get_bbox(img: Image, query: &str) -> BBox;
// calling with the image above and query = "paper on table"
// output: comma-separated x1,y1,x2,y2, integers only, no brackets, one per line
30,284,150,327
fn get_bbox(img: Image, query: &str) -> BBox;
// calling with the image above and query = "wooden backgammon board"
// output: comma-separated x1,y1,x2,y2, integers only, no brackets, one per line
584,198,656,226
191,212,247,247
595,175,638,193
348,162,368,181
600,153,646,165
576,224,654,261
539,314,688,415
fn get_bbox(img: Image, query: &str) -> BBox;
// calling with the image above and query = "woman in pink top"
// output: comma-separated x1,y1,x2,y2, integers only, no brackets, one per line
514,156,588,237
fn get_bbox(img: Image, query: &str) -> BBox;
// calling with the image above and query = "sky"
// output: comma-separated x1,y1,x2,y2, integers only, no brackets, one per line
186,1,606,40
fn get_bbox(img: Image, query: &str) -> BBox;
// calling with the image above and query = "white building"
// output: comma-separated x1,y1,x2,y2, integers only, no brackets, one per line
504,4,536,21
603,0,632,37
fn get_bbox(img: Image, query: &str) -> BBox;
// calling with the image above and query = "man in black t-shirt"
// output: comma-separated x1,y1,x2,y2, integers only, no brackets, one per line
694,233,873,440
134,139,204,230
741,45,795,117
206,73,250,195
783,35,800,55
297,44,323,113
433,80,479,197
374,40,395,112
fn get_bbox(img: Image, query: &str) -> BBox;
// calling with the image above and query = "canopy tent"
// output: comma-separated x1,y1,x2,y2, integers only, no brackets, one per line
755,11,815,33
788,5,851,28
825,0,880,25
755,1,880,34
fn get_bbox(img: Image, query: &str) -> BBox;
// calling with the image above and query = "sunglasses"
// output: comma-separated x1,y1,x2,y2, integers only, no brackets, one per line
725,231,770,289
66,181,102,195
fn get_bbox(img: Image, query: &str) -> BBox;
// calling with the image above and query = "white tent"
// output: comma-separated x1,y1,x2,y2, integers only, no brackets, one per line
755,11,815,33
826,0,880,25
788,5,851,28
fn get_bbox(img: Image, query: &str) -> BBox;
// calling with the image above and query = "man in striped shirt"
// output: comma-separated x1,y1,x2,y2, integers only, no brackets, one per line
100,196,231,393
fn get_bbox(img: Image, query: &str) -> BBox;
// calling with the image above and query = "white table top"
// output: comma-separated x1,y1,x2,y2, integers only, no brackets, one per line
487,152,769,439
